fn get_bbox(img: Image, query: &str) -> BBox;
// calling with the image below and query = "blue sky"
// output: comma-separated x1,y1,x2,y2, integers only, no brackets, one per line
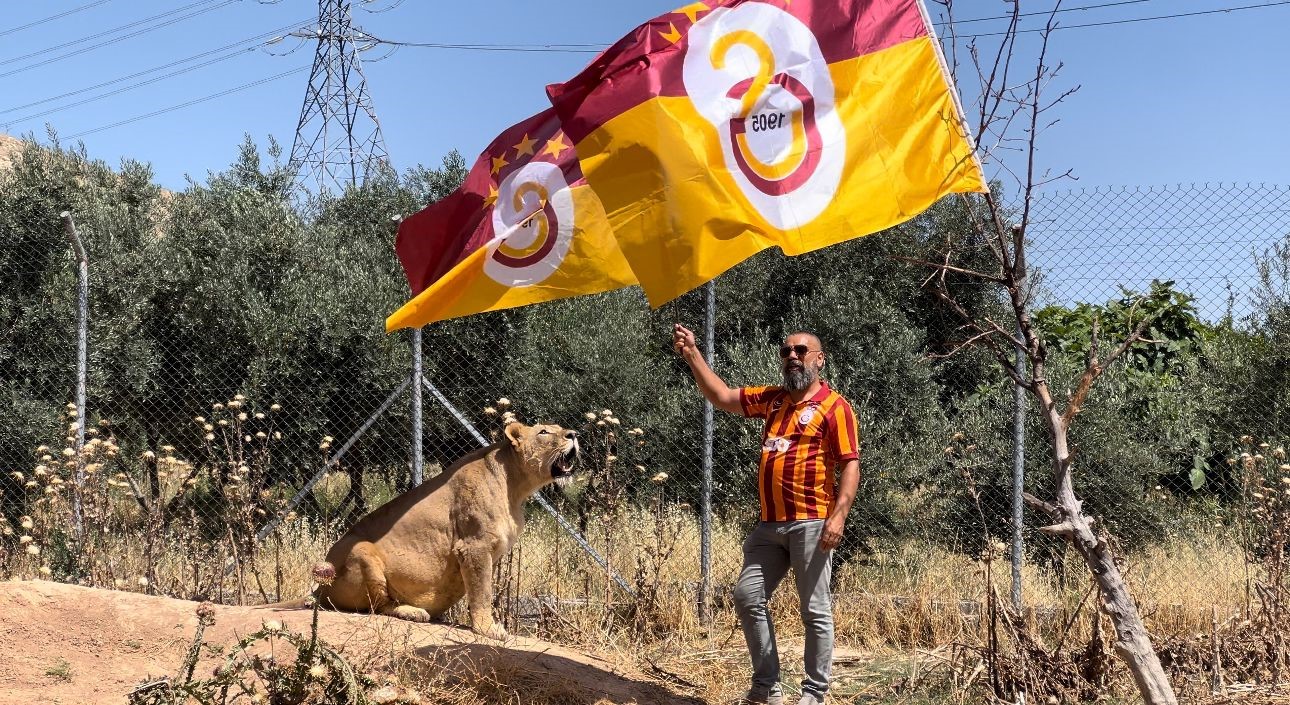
2,0,1286,193
3,1,1288,320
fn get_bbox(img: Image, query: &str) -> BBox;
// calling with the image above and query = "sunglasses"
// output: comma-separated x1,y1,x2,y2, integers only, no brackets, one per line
779,344,820,358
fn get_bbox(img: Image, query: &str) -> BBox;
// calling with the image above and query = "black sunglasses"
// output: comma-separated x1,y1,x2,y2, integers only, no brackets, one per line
779,344,820,358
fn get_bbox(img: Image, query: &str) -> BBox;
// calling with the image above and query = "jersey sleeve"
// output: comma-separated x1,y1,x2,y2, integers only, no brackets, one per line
826,398,860,463
739,386,780,419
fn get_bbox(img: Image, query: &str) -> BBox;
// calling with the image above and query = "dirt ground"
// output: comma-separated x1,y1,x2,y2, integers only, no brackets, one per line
0,580,701,705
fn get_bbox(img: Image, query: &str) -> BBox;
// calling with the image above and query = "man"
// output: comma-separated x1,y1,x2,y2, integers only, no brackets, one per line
673,325,860,705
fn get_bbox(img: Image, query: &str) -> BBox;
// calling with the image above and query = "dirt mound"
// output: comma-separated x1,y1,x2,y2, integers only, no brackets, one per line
0,580,699,705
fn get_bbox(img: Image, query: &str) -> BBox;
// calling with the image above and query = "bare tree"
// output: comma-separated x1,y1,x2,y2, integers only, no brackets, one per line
914,2,1179,703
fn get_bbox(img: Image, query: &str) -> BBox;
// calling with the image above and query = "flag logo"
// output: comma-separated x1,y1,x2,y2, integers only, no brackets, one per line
484,160,575,287
682,3,845,229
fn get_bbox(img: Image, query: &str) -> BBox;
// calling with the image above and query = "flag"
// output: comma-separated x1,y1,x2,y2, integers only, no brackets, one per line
546,0,988,307
386,108,637,330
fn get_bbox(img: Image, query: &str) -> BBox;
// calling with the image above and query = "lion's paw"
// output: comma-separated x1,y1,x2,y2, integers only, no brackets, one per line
388,605,431,623
473,623,508,641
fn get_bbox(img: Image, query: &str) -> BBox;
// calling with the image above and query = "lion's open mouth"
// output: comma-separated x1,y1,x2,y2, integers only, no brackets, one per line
550,441,578,486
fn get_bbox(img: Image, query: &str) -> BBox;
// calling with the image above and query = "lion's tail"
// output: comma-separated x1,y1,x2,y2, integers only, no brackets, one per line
253,595,314,611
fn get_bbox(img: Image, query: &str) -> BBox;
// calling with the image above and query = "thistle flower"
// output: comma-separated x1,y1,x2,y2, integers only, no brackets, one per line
635,465,646,473
1275,447,1287,460
114,579,125,588
26,544,40,556
255,412,265,420
234,394,246,402
40,454,52,462
9,472,22,482
312,561,337,585
1240,435,1253,445
203,424,214,432
607,455,617,462
309,663,327,679
237,412,248,422
651,472,669,484
138,577,149,587
66,402,77,411
98,418,110,427
256,432,267,439
244,435,252,443
483,407,497,415
608,418,621,426
273,431,282,440
992,541,1007,552
217,419,229,427
228,400,242,409
61,448,74,457
19,534,33,544
205,433,215,441
68,421,80,432
161,445,175,453
38,566,51,576
213,403,224,411
262,620,282,633
33,467,46,477
142,451,155,460
270,403,281,412
497,397,511,407
24,480,37,488
196,603,216,624
600,409,613,417
1,527,10,536
596,420,606,427
194,416,206,423
584,412,597,421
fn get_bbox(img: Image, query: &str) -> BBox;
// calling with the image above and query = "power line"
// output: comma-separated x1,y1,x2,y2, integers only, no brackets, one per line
0,19,313,119
935,0,1157,26
0,0,240,80
1,0,223,66
956,0,1290,38
374,0,1285,53
367,37,602,53
0,0,113,38
66,66,309,140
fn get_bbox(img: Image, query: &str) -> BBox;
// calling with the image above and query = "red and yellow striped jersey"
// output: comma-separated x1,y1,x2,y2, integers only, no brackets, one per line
740,382,860,521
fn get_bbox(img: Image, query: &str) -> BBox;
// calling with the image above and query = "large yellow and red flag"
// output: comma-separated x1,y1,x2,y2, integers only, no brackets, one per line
546,0,987,307
386,108,636,330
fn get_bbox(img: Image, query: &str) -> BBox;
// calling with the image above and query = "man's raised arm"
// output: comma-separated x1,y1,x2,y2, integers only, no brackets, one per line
672,324,742,415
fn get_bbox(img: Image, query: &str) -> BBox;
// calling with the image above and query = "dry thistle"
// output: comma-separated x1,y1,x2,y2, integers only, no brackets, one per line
312,561,337,586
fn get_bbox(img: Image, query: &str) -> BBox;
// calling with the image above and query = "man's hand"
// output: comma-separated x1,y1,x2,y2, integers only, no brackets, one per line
819,515,845,551
673,323,699,359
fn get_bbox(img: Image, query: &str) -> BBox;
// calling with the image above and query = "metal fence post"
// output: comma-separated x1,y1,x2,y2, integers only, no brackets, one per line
1010,325,1026,612
700,281,716,619
411,327,424,487
1011,235,1029,613
60,211,88,539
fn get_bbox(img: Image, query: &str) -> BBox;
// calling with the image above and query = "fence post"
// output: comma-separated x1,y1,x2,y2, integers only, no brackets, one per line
1010,325,1026,611
60,211,88,539
1011,238,1029,612
411,327,424,487
700,280,715,620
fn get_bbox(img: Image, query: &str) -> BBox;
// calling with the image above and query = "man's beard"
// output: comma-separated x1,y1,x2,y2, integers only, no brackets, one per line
783,362,818,392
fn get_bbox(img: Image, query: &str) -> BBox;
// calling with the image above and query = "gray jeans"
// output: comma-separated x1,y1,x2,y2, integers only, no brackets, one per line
733,520,834,700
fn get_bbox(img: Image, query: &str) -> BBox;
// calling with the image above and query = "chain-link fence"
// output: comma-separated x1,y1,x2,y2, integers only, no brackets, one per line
3,148,1288,646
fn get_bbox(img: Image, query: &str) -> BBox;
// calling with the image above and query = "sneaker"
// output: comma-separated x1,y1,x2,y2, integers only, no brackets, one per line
796,693,824,705
736,685,784,705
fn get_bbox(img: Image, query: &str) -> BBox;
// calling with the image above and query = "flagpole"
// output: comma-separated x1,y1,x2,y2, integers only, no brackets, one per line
700,280,716,621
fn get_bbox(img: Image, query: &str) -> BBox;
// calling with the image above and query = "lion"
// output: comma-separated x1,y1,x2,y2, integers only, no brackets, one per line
285,422,578,640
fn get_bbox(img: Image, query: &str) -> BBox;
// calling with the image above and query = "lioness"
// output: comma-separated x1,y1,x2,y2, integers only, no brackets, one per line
306,422,578,640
